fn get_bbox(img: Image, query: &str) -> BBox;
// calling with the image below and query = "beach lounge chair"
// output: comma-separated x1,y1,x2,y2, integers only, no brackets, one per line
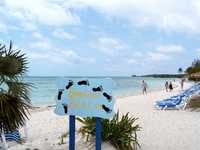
0,123,28,149
156,92,194,110
0,130,21,142
0,129,21,149
155,83,200,110
156,97,183,110
155,89,193,110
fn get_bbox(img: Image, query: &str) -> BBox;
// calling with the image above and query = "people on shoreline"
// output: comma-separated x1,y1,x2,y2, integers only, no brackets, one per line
141,80,148,95
169,82,173,91
165,81,169,92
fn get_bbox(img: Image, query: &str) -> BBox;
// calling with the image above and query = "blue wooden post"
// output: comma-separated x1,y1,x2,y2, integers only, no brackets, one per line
96,117,102,150
69,115,75,150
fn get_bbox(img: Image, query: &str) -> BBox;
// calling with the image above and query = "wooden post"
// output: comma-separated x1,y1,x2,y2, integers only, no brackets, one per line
1,129,8,150
24,121,28,140
96,117,102,150
69,115,75,150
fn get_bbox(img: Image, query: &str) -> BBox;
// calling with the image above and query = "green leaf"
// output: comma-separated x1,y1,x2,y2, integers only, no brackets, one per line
76,112,141,150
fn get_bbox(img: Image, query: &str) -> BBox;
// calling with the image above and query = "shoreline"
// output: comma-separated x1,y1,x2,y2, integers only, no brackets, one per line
31,80,187,110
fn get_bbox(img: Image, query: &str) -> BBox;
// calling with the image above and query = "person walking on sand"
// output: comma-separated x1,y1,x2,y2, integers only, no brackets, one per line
165,81,169,92
180,78,185,90
169,82,173,91
141,80,148,95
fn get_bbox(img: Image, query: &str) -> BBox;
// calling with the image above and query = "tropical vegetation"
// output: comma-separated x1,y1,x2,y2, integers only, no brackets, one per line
185,59,200,80
0,41,31,132
77,112,141,150
141,74,185,78
186,95,200,111
185,59,200,74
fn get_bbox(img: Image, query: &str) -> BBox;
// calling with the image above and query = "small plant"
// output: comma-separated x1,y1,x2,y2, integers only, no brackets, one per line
77,112,141,150
58,132,69,145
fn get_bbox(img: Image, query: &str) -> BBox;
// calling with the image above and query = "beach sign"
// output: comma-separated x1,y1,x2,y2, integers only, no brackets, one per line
55,78,115,118
55,78,116,150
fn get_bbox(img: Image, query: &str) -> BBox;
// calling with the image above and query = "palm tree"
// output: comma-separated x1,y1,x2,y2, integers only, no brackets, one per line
0,41,31,132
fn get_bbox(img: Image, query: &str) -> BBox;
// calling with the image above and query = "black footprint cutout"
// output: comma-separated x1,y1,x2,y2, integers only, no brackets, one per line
66,80,73,89
102,105,112,113
57,89,64,100
92,86,103,92
103,92,112,102
77,80,89,86
63,105,68,114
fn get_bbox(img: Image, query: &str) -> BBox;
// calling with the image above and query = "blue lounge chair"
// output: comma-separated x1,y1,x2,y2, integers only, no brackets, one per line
0,130,21,142
0,123,28,149
156,93,192,110
155,83,200,110
0,129,21,149
156,98,183,109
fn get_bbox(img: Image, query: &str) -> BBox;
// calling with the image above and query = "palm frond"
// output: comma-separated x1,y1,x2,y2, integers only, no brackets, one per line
6,81,32,103
0,93,30,132
0,41,32,132
0,41,28,78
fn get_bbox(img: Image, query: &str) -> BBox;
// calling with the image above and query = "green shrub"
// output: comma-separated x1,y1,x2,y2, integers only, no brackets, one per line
58,132,69,145
77,112,141,150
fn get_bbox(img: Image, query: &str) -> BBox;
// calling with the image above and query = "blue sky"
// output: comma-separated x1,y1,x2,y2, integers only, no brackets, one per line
0,0,199,76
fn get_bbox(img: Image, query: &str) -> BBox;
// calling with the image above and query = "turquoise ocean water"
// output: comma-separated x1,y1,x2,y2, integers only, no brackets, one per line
24,77,177,106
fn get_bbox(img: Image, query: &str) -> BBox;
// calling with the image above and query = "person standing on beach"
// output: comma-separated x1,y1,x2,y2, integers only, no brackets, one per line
180,78,185,90
169,82,173,91
165,81,169,92
141,80,148,95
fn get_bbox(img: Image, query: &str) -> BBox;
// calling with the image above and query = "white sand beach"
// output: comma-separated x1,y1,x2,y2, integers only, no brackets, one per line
2,1,200,149
7,82,200,150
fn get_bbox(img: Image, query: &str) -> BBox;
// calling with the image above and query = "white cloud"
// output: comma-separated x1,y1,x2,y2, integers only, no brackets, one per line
31,32,56,49
30,41,51,49
22,22,38,31
2,0,200,34
0,21,7,33
67,0,200,34
196,48,200,53
29,49,95,64
32,32,44,40
156,45,184,53
148,52,171,61
28,35,95,65
127,58,137,64
132,51,144,58
4,0,81,27
52,29,76,40
29,52,49,60
30,32,50,49
3,0,200,34
146,44,185,61
91,37,127,55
